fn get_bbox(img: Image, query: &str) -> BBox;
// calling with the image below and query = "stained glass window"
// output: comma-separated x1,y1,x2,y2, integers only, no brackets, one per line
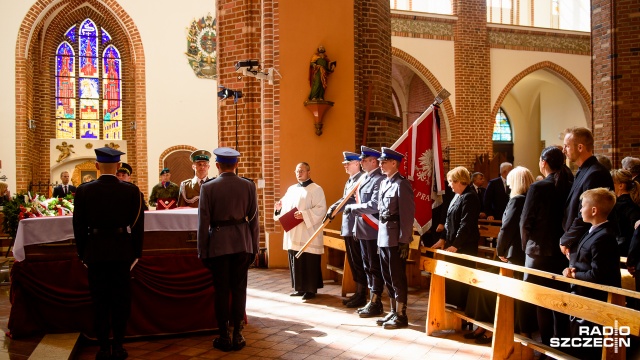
492,108,512,142
55,18,123,140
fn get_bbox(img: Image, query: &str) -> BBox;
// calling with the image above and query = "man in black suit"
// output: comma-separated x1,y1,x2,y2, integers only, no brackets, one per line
562,188,620,359
52,171,77,198
73,147,145,360
484,162,512,220
560,127,614,258
471,172,486,218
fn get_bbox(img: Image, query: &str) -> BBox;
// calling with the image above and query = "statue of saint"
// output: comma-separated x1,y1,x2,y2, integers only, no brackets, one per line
308,46,337,101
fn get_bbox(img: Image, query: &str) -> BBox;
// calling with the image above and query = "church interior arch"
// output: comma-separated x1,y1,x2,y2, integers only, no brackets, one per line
494,66,590,175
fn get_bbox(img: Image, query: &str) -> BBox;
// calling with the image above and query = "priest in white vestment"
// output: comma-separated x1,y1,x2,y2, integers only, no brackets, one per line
274,162,326,300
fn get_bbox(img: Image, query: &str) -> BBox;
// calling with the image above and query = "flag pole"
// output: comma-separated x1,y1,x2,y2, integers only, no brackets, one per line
295,175,367,259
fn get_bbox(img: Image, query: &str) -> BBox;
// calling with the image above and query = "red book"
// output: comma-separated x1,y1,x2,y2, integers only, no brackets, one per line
278,207,303,232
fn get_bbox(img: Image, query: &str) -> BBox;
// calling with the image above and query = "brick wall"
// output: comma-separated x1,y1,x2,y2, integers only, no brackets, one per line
592,0,640,163
354,0,396,149
452,0,492,169
14,0,148,195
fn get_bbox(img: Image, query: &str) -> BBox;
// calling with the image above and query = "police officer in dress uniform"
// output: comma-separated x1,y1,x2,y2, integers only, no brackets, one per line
73,147,145,360
327,151,367,307
344,146,386,318
376,147,415,329
115,162,133,182
149,168,180,210
178,150,212,208
197,147,259,352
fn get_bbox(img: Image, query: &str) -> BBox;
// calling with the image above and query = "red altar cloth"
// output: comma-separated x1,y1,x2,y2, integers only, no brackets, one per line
8,254,217,338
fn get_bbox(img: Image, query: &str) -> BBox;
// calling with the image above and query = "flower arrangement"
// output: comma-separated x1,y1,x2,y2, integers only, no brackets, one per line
1,192,74,240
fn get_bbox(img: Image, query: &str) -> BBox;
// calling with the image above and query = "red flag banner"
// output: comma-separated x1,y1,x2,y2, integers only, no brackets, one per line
391,105,445,234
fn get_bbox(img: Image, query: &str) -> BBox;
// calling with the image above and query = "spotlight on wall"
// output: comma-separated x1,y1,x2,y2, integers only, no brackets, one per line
217,86,243,103
27,119,36,130
130,121,137,130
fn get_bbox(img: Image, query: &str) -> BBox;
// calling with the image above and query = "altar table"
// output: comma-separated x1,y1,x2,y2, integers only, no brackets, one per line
8,208,222,339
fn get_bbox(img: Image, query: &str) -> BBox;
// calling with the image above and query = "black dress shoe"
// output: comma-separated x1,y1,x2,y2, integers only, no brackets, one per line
302,292,316,300
232,333,246,351
290,291,304,296
111,347,128,360
376,311,396,326
95,349,111,360
463,329,486,339
345,293,367,308
213,337,233,352
383,313,408,329
475,334,492,345
342,292,358,305
359,301,383,318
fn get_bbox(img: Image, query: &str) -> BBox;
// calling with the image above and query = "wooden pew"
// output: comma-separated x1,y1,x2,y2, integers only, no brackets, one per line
322,229,423,296
478,219,501,260
420,247,640,360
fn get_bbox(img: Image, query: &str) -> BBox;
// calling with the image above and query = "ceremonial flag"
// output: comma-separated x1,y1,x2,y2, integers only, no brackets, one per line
391,105,445,234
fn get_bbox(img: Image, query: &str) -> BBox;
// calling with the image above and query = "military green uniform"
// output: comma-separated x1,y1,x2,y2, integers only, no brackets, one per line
178,176,209,208
149,181,179,207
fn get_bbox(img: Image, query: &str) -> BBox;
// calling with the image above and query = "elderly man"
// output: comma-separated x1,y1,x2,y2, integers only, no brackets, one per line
52,170,77,198
275,162,327,300
327,151,366,308
197,147,259,352
621,156,640,183
484,162,512,220
73,147,145,360
376,147,415,329
178,150,212,208
149,168,180,210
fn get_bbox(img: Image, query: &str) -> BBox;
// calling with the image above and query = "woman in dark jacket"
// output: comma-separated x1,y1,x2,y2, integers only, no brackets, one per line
464,166,538,343
433,166,480,310
610,169,640,256
520,146,574,347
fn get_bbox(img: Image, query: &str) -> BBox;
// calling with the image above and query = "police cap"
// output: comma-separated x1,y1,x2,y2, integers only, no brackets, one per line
360,146,381,159
95,147,125,163
213,147,240,164
379,147,404,162
342,151,361,164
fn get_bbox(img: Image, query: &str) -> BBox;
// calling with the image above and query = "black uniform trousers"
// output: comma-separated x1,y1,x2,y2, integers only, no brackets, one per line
379,246,407,303
203,252,253,330
344,236,367,286
359,238,383,295
87,261,132,348
524,253,570,345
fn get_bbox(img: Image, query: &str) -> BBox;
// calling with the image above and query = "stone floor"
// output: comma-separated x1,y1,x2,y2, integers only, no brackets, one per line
0,267,494,359
10,266,638,359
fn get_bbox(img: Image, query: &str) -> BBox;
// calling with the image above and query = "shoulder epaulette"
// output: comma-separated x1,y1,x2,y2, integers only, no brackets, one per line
240,176,254,183
204,177,217,184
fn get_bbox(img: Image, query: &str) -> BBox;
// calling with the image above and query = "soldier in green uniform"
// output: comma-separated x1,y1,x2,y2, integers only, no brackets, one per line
178,150,212,208
149,168,180,210
116,162,133,182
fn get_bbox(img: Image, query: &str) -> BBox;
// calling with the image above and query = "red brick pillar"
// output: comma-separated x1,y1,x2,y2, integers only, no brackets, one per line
592,0,640,162
355,0,399,149
452,0,492,168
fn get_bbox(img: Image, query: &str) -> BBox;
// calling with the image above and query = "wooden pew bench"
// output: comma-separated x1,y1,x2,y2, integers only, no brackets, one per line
420,248,640,360
322,229,424,296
